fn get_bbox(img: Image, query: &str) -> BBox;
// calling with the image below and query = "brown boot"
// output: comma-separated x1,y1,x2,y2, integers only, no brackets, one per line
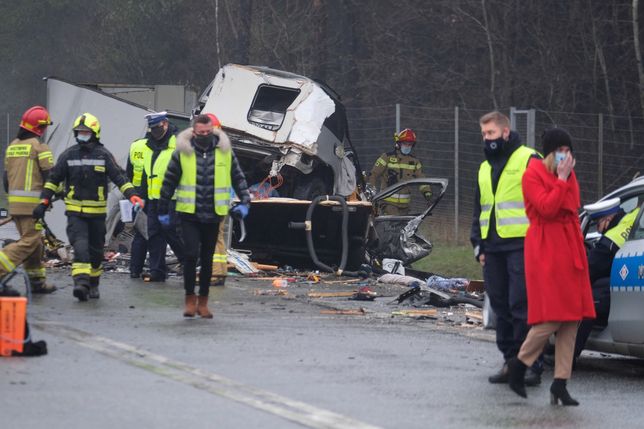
183,294,197,317
197,295,213,319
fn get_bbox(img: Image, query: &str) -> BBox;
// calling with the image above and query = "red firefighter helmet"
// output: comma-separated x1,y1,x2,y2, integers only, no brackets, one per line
395,128,416,144
205,113,222,129
20,106,53,136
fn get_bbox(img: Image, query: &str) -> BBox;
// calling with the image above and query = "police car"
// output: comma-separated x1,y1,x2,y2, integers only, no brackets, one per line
482,175,644,358
580,175,644,358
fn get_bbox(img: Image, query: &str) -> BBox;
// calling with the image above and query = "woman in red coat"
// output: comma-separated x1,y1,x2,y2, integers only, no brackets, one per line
507,128,595,405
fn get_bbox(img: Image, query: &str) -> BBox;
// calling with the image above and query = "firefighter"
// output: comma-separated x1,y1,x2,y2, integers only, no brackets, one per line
126,111,185,281
368,128,431,215
158,114,250,318
34,113,143,301
0,106,56,293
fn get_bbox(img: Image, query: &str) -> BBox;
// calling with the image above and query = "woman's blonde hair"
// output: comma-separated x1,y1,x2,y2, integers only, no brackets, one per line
543,152,556,174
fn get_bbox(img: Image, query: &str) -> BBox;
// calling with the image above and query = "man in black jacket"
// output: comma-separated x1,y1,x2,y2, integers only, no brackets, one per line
158,114,250,318
35,113,143,301
471,111,541,386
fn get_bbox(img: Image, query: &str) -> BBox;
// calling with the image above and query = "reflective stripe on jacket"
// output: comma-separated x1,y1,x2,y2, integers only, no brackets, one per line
478,145,535,239
41,141,136,217
5,138,54,215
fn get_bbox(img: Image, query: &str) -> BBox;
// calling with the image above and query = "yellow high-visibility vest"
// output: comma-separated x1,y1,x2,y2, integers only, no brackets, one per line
129,136,176,199
175,148,232,216
478,146,535,239
605,207,640,248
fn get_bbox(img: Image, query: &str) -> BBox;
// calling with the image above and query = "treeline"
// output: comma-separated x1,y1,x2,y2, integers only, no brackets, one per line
1,0,643,120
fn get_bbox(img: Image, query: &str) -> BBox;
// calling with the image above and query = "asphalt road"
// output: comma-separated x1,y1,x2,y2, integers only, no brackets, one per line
2,270,644,428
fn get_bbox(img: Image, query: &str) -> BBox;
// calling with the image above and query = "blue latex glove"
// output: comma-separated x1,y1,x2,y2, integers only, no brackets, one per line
158,213,171,227
230,204,249,221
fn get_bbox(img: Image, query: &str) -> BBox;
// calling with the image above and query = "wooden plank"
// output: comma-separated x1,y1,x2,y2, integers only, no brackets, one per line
308,291,356,298
391,309,438,317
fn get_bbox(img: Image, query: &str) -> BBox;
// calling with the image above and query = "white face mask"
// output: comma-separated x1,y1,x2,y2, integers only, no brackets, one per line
76,133,91,143
400,145,412,155
554,151,566,166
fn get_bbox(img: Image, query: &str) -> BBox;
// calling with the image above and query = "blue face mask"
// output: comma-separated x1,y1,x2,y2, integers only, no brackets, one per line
400,145,412,155
554,151,566,166
76,133,91,143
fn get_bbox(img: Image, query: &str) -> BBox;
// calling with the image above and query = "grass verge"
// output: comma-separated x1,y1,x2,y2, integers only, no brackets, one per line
412,242,483,280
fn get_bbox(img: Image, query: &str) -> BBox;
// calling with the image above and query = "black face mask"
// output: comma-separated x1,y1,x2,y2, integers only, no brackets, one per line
484,136,505,155
150,126,166,140
194,134,213,146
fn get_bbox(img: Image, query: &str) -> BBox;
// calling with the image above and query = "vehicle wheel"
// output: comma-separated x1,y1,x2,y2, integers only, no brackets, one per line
293,175,329,200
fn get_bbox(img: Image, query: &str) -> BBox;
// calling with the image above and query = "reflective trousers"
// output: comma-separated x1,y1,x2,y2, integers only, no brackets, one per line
67,215,106,287
0,215,45,281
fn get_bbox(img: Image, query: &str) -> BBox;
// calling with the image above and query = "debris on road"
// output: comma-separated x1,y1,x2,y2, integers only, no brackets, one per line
320,308,367,316
391,309,438,319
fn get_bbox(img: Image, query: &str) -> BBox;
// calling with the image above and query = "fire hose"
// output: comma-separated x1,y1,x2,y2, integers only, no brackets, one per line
288,195,361,277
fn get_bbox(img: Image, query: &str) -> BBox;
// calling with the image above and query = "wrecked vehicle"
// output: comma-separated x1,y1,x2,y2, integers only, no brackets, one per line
193,64,360,199
42,68,449,272
194,64,448,270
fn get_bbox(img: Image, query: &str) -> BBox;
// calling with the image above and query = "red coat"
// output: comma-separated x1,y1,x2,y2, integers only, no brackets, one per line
522,158,596,325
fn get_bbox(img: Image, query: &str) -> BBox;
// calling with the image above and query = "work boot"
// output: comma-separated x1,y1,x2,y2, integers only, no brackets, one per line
73,284,89,302
488,363,509,383
211,275,226,287
197,295,213,319
89,277,100,299
183,294,197,318
30,280,57,294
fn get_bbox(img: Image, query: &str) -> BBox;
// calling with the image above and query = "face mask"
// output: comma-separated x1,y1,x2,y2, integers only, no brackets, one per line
400,145,412,155
554,151,566,166
76,133,91,143
194,134,213,146
484,136,504,154
150,126,166,140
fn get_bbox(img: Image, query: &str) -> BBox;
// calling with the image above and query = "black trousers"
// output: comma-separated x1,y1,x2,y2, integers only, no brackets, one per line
129,229,147,276
181,219,219,296
147,200,185,279
67,215,106,285
574,276,611,358
484,250,530,361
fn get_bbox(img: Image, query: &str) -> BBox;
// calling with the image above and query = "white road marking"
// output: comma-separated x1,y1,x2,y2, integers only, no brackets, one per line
33,322,383,429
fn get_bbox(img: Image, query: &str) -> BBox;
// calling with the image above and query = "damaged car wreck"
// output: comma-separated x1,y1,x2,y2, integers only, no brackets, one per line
42,66,448,274
193,64,448,272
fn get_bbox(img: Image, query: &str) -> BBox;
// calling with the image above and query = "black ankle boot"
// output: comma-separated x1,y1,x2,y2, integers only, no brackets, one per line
507,358,527,398
550,378,579,406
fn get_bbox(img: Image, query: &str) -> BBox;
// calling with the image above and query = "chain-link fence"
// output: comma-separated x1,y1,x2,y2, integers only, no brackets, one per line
347,105,644,244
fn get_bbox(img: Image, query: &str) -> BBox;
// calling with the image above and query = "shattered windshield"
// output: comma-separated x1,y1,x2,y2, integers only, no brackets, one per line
248,85,300,131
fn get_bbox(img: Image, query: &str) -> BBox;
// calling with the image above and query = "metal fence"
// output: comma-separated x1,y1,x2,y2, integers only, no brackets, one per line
347,105,644,244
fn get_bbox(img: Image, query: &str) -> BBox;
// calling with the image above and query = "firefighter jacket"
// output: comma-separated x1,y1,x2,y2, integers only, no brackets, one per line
4,136,54,215
126,124,178,200
368,149,429,206
159,128,250,224
41,141,136,217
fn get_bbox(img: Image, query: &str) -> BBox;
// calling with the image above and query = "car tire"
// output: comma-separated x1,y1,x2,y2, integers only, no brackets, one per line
293,175,329,200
